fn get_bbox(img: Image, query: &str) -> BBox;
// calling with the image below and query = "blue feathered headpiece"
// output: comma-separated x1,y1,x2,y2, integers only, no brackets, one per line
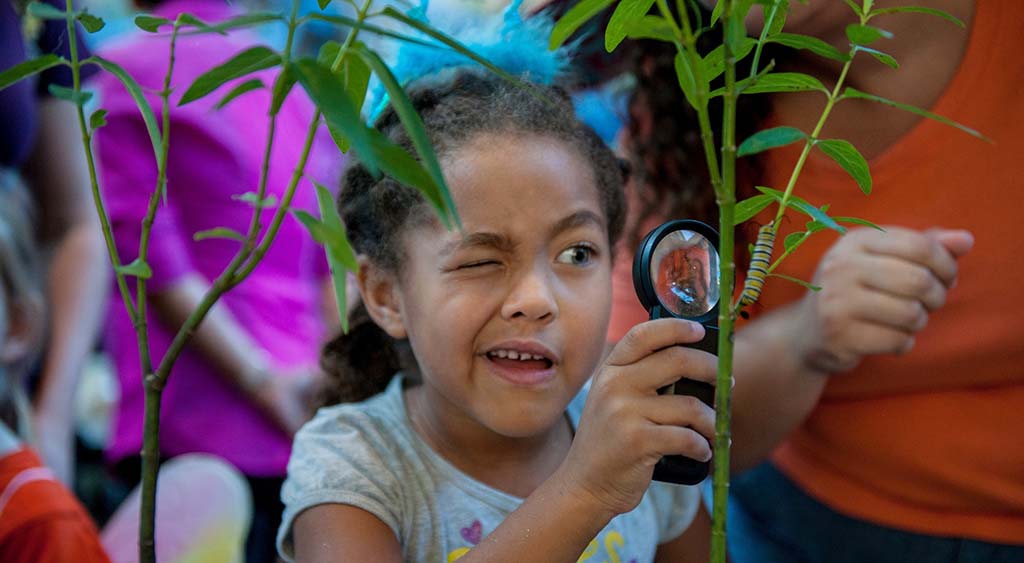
367,0,574,120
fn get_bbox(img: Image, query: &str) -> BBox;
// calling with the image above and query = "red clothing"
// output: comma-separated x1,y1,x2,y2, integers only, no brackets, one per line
609,0,1024,543
0,448,111,563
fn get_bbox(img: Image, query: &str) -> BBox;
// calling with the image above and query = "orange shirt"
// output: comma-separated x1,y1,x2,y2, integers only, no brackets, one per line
0,448,111,563
609,0,1024,544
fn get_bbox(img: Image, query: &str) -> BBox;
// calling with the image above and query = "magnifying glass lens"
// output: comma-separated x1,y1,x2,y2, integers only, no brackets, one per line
649,230,720,318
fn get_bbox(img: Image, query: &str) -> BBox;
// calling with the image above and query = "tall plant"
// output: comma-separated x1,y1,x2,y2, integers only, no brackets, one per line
551,0,982,561
0,1,528,560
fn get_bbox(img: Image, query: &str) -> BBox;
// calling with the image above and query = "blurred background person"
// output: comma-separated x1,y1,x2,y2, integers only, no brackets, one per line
611,1,1024,562
0,0,110,488
88,0,342,560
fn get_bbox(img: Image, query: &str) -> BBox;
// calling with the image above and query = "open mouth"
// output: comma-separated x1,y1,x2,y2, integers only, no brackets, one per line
485,349,555,371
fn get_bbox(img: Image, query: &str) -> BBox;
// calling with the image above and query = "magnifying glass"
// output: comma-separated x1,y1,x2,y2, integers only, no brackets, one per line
633,219,719,485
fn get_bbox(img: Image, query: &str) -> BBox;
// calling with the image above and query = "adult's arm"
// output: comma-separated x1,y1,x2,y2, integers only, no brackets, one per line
728,227,974,472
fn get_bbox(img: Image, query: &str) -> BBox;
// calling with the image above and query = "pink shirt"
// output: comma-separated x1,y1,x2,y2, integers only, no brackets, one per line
92,0,339,476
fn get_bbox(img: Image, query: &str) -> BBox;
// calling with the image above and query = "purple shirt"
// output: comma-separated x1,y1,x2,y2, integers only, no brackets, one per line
92,0,339,476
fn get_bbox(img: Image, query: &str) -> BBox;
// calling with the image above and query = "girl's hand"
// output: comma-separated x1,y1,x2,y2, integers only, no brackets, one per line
555,319,717,517
793,227,973,374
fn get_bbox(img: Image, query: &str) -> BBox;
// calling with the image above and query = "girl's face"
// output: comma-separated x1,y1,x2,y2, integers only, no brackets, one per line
382,134,612,439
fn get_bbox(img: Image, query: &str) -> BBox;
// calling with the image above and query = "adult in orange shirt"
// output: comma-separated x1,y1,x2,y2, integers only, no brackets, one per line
613,1,1024,561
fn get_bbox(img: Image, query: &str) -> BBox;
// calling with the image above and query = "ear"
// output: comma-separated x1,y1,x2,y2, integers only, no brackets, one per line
356,256,407,340
1,295,44,366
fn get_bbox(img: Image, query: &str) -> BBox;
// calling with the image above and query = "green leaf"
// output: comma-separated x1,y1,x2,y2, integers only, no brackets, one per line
735,194,775,224
77,13,105,33
116,258,153,279
215,78,265,109
269,65,296,116
764,0,789,37
26,1,65,19
710,0,724,26
304,13,440,49
768,273,820,291
704,38,757,82
89,109,108,129
231,192,278,208
314,185,354,335
177,13,226,35
835,216,885,230
855,45,898,69
316,42,371,152
755,186,845,233
186,12,284,35
815,138,872,195
842,0,863,16
783,231,809,253
318,0,331,10
318,41,371,112
314,181,358,271
293,58,377,176
673,52,700,111
606,0,656,53
549,0,617,49
380,7,527,91
0,54,63,91
135,15,171,32
47,83,93,105
868,6,964,27
843,87,993,141
623,15,674,42
179,46,278,106
87,56,162,164
768,32,849,62
354,45,457,228
365,127,451,224
193,227,245,241
737,126,806,157
718,71,827,96
845,23,891,46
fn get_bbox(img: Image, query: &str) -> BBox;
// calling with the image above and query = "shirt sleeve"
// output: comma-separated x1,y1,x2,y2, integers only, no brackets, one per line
648,481,700,545
277,407,404,562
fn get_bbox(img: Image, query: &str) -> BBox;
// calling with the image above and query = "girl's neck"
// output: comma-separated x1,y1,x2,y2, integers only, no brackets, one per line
405,383,574,499
774,0,974,160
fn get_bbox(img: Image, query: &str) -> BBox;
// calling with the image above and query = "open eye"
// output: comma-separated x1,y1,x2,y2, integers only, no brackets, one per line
556,244,596,266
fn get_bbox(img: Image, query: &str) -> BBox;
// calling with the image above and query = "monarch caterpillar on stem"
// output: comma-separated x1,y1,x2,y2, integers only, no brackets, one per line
738,221,775,310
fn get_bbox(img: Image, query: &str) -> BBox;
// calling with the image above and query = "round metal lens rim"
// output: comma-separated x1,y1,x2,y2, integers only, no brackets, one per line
632,219,720,324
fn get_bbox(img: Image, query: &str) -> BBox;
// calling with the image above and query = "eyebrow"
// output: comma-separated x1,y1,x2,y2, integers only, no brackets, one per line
439,232,517,258
548,210,606,239
438,210,606,258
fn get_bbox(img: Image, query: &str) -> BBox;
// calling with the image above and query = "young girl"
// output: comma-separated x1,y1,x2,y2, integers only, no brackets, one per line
276,69,717,563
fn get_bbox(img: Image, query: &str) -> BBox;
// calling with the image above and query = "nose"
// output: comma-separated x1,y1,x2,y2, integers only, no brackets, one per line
501,263,558,323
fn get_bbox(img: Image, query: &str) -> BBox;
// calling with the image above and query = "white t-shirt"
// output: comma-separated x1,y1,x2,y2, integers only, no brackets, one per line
278,376,699,562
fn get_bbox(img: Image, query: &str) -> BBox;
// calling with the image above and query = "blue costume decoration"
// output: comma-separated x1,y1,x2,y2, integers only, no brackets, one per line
367,0,574,120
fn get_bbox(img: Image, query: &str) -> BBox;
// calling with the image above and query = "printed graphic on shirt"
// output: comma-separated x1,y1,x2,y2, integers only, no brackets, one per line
446,520,636,563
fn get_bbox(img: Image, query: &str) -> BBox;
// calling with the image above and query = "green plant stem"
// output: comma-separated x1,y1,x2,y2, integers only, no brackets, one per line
61,2,138,327
656,0,724,198
711,2,738,562
749,0,781,80
134,19,185,563
233,0,373,283
769,56,856,233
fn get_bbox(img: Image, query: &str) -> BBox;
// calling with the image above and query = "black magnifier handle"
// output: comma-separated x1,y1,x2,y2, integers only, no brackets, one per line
647,305,716,486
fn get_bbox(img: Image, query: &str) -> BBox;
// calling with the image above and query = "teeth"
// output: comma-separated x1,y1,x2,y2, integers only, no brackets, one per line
489,349,547,362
